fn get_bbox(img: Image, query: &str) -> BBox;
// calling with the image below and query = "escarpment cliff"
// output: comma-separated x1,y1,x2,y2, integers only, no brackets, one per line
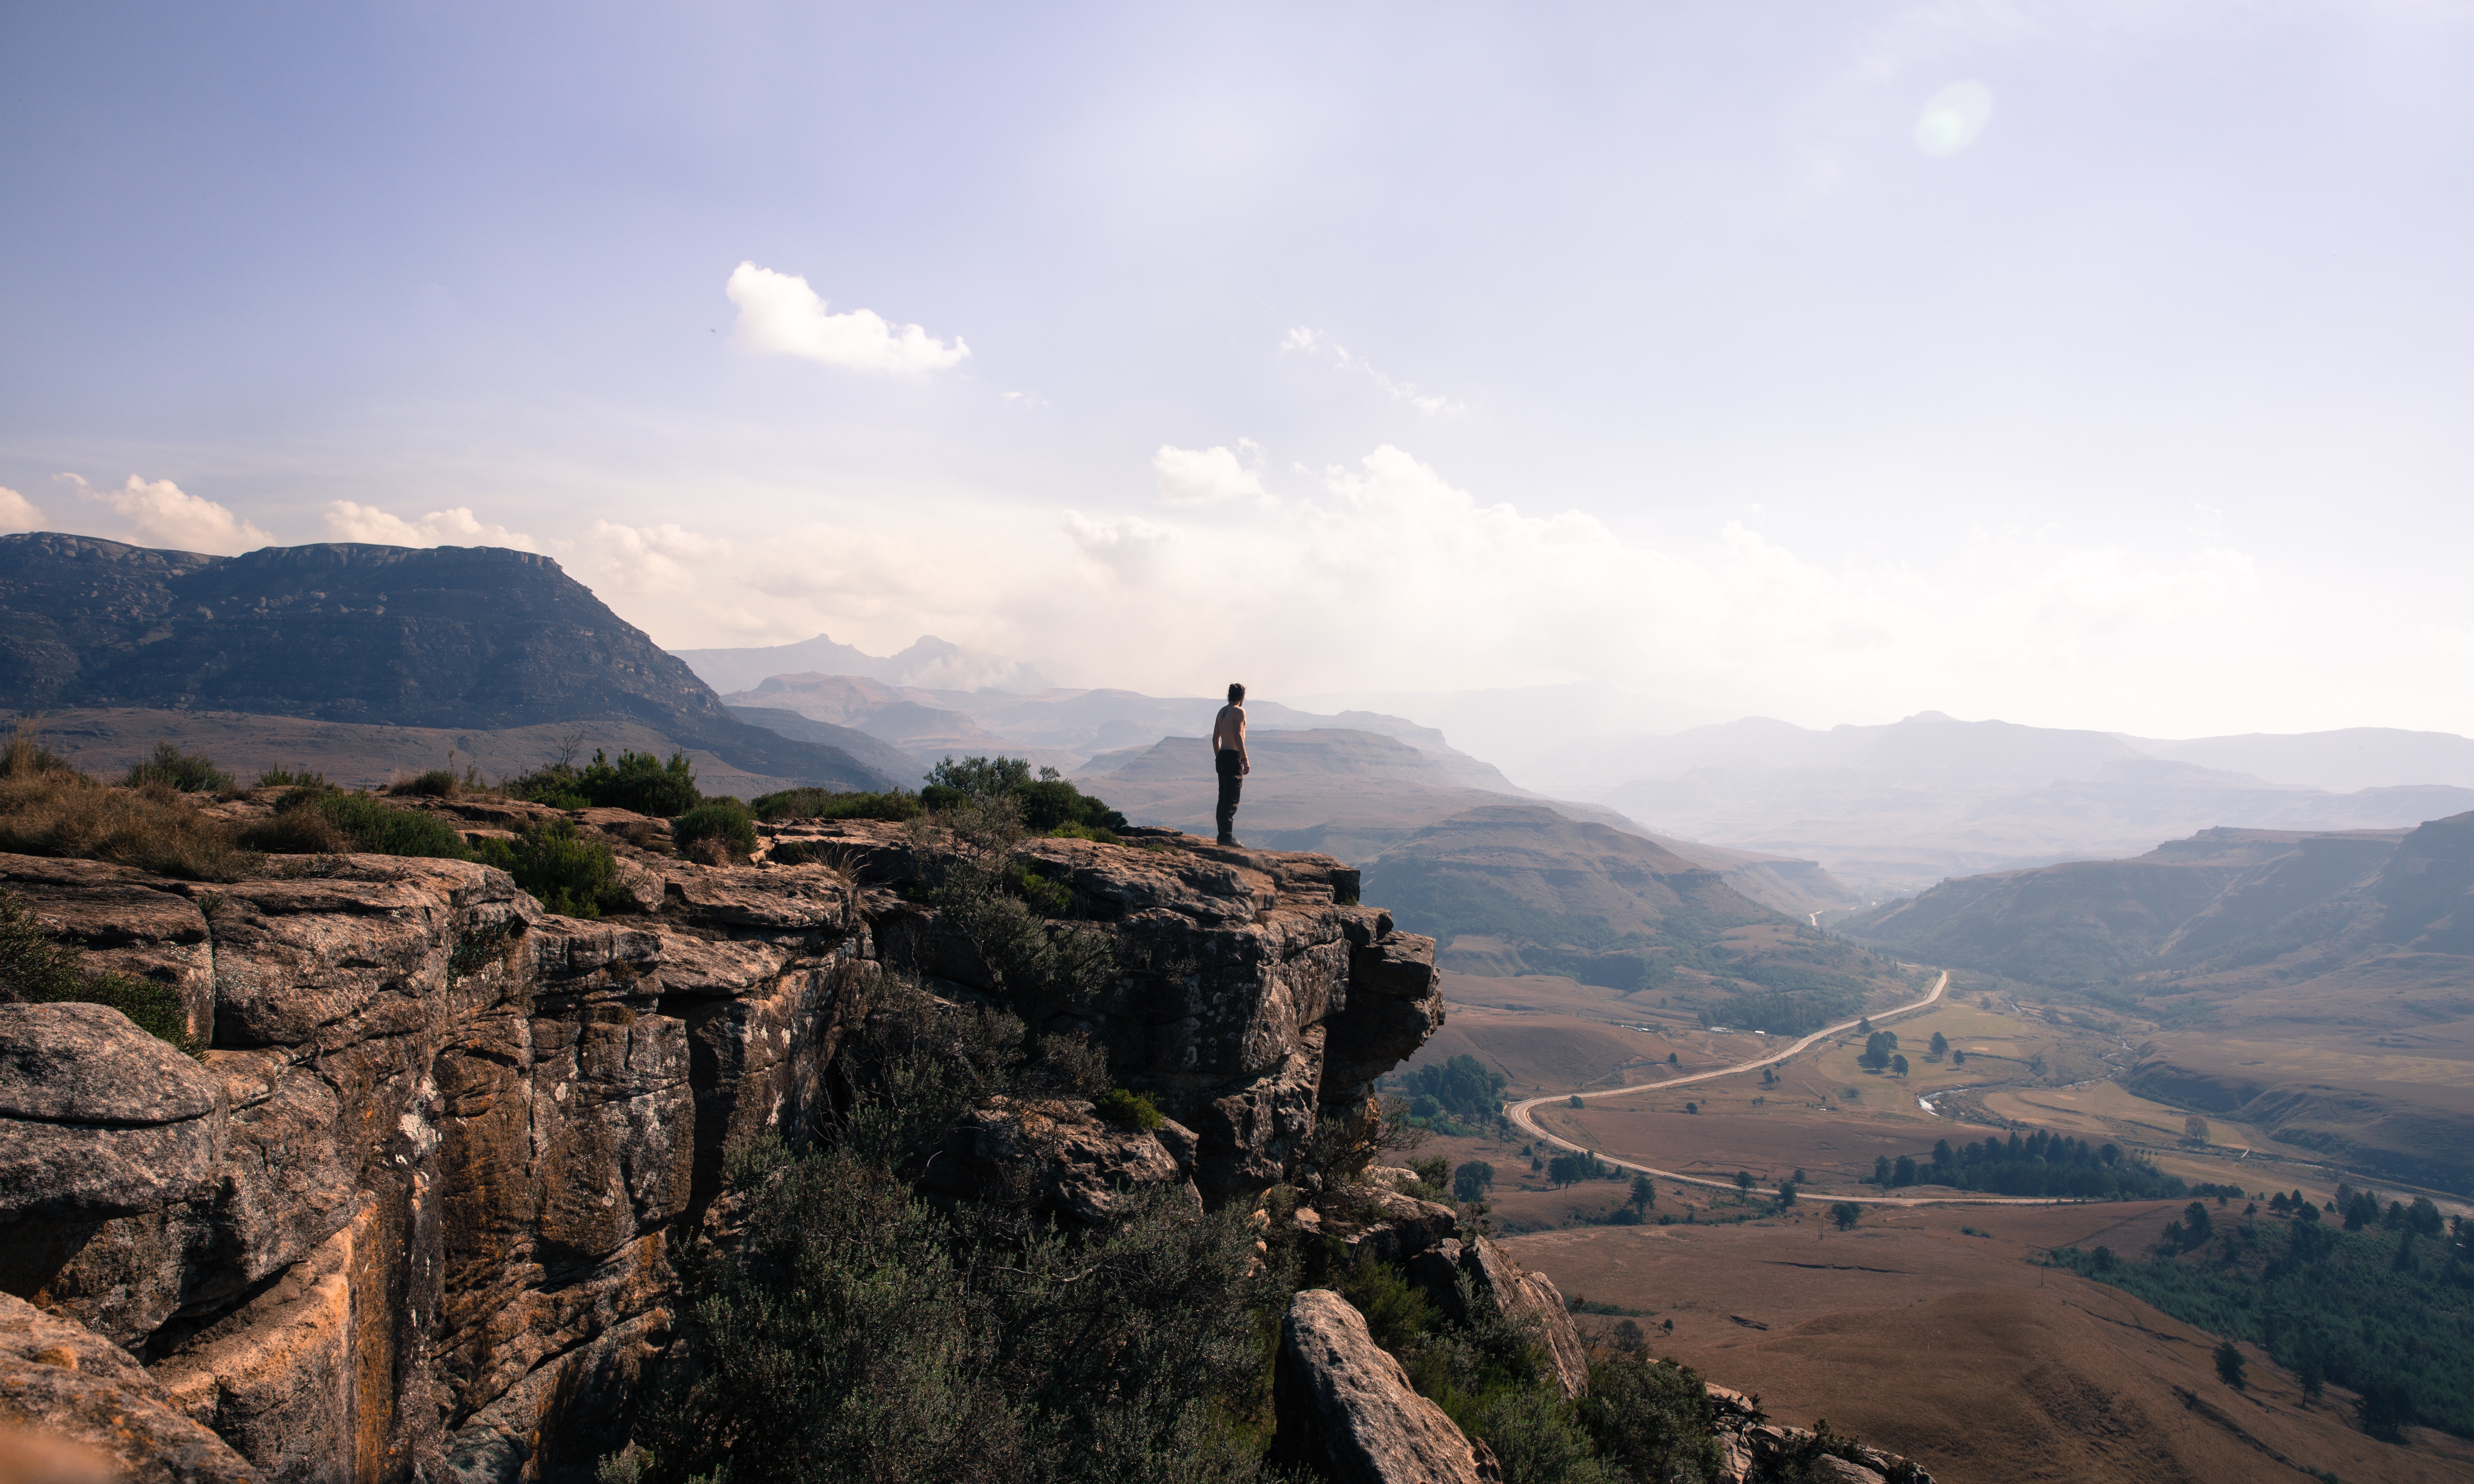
0,821,1441,1481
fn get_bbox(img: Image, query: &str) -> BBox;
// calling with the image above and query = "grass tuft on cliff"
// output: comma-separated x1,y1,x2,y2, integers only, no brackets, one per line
0,887,199,1056
0,740,262,881
241,787,476,860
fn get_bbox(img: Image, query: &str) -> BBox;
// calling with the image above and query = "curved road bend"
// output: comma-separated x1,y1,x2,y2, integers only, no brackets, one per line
1506,971,2101,1208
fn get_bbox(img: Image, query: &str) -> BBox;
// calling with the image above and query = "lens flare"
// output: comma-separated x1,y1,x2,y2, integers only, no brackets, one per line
1913,81,1995,158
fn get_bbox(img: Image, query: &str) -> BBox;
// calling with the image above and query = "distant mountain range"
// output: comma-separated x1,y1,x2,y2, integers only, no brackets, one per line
673,631,1054,695
1071,730,1857,918
0,534,898,792
1841,812,2474,1192
1578,712,2474,898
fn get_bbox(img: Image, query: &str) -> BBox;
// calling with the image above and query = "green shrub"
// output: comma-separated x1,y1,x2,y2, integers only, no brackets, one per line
124,741,235,794
245,790,473,860
1096,1087,1164,1130
672,798,757,863
927,754,1033,798
475,818,634,918
509,748,700,815
0,889,198,1056
750,787,924,822
391,769,462,798
1015,779,1127,834
1005,863,1074,916
253,766,326,788
504,765,590,810
1578,1353,1723,1482
1047,819,1121,845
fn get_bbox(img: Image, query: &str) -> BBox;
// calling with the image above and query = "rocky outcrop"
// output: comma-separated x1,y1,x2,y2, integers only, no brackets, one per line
1406,1236,1589,1400
920,1097,1201,1223
1275,1289,1502,1484
0,820,1440,1481
0,1292,260,1484
1701,1386,1935,1484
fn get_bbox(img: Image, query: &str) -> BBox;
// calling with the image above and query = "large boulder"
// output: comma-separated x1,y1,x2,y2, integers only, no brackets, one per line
0,1292,260,1484
0,1003,225,1223
1275,1289,1502,1484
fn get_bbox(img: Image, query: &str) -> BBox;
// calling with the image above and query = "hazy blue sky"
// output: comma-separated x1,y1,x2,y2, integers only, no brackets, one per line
3,2,2468,737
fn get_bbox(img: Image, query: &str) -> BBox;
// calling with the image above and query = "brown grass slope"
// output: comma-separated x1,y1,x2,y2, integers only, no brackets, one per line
1506,1205,2474,1484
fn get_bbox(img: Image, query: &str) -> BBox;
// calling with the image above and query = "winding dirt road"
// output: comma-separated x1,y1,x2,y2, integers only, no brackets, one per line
1505,970,2101,1207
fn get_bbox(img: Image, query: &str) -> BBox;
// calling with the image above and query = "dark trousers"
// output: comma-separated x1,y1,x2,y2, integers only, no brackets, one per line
1215,749,1243,839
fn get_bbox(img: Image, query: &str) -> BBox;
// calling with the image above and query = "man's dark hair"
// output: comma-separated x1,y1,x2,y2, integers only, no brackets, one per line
1227,682,1245,703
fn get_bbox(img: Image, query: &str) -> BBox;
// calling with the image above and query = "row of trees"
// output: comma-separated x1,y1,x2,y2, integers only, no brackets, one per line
1866,1128,2205,1200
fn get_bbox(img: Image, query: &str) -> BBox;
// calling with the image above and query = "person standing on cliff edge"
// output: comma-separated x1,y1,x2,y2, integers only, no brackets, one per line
1211,682,1250,846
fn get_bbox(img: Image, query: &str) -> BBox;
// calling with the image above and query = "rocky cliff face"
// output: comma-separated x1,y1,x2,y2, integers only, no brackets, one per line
0,534,893,790
0,821,1441,1481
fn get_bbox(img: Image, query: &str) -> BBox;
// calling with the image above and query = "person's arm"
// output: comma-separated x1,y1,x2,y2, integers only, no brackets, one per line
1237,710,1249,774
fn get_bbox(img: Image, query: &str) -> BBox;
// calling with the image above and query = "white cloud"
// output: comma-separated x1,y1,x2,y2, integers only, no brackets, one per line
725,262,970,373
0,487,46,534
492,444,2294,740
324,501,540,550
61,473,271,554
575,520,734,597
1064,510,1167,578
1153,444,1267,506
1281,327,1462,416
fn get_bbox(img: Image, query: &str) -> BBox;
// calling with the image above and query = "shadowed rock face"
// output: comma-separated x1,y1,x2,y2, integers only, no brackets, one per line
0,824,1439,1481
0,534,893,789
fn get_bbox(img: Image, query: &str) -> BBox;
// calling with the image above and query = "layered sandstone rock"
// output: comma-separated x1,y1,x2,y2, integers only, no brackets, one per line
0,821,1441,1481
0,1292,260,1484
1275,1289,1503,1484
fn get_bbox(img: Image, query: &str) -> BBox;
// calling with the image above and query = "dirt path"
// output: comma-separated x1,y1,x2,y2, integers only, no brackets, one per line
1505,970,2099,1207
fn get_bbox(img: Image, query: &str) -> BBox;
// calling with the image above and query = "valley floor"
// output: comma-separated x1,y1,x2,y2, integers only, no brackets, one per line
1503,1203,2474,1484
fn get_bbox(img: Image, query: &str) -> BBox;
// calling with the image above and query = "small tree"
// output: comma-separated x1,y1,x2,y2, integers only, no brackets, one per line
1951,1049,1967,1065
1453,1161,1496,1203
2213,1340,2246,1391
1629,1174,1655,1214
1734,1170,1754,1200
2184,1115,2210,1145
1829,1202,1861,1232
1927,1030,1949,1061
1891,1054,1909,1077
1776,1181,1798,1208
1569,1093,1585,1108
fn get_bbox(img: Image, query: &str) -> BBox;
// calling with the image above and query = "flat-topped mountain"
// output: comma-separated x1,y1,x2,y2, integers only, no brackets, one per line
0,534,895,790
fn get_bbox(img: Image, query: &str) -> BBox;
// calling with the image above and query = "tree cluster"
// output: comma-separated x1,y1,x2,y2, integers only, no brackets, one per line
2049,1192,2474,1441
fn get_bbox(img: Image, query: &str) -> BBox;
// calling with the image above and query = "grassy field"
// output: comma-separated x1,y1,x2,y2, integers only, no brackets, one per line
1499,1202,2474,1484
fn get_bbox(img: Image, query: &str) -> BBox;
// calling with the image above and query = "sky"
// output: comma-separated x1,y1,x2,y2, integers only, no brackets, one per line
3,1,2470,740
